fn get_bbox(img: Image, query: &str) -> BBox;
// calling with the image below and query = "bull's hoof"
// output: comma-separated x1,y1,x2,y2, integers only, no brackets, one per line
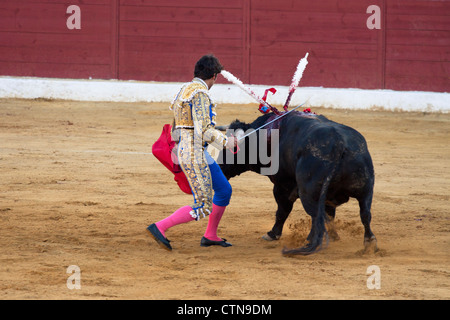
262,233,280,241
364,236,378,253
328,229,340,241
326,220,340,241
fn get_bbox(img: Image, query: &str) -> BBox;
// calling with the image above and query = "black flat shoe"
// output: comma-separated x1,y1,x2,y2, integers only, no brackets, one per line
200,236,232,247
147,223,172,251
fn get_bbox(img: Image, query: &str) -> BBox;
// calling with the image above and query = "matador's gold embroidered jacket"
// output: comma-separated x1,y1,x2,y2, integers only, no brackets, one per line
170,78,228,220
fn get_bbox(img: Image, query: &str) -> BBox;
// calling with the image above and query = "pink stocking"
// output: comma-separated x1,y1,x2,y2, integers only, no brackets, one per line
155,205,195,238
203,204,227,241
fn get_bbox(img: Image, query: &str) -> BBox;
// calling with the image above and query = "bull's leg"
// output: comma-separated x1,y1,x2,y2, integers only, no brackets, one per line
358,191,377,252
262,185,294,241
325,205,340,241
295,196,327,253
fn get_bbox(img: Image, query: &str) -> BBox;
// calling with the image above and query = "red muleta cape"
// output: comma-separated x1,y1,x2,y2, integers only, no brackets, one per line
152,124,192,194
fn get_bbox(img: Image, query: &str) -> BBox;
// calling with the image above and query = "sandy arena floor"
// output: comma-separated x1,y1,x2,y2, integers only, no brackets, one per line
0,98,448,300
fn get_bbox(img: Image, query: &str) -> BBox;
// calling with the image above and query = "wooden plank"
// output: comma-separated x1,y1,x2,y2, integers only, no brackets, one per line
0,61,112,79
386,29,450,46
252,10,371,30
251,55,379,78
120,0,243,9
119,52,242,82
385,77,449,92
0,39,110,65
120,20,242,39
0,30,111,46
386,44,450,62
120,37,242,54
387,0,450,16
385,67,450,92
252,27,377,45
387,13,450,31
386,60,449,77
251,41,378,59
120,45,244,68
250,0,380,14
120,6,243,24
17,0,110,4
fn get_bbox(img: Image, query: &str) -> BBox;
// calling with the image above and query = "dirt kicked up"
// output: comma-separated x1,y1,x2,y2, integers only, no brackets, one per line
0,98,448,299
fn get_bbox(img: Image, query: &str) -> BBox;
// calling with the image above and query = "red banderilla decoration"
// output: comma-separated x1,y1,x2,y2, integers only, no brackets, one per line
259,88,277,114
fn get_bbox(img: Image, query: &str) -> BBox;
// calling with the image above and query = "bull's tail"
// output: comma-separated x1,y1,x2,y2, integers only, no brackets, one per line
282,140,344,256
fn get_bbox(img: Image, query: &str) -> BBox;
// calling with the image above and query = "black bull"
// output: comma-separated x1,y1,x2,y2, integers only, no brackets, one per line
218,111,377,255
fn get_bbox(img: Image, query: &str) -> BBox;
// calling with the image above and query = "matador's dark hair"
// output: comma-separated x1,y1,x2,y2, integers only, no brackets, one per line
194,54,223,80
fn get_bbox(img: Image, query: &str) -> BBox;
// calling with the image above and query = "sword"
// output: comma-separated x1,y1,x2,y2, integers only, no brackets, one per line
237,99,310,141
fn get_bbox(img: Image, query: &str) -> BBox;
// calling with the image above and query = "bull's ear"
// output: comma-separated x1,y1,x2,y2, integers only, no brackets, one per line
215,125,229,131
229,119,248,130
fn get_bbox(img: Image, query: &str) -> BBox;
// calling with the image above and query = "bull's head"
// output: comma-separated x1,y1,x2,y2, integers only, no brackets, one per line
217,113,280,180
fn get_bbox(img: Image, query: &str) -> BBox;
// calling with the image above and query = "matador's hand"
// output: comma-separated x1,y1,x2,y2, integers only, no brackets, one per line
225,136,237,150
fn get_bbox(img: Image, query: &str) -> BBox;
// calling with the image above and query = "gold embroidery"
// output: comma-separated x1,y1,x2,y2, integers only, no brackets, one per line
177,129,213,219
171,79,228,220
171,81,210,128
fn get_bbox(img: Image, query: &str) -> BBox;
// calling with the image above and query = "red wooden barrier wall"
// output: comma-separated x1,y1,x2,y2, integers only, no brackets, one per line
0,0,114,79
0,0,448,92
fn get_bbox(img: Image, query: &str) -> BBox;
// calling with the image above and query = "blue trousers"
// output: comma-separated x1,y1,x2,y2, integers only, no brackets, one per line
205,151,232,207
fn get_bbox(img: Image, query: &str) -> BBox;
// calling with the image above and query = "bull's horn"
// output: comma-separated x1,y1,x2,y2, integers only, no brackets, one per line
235,129,245,140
